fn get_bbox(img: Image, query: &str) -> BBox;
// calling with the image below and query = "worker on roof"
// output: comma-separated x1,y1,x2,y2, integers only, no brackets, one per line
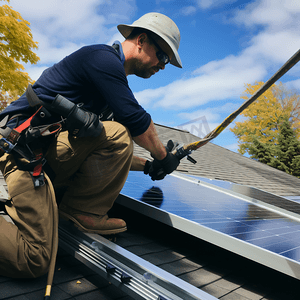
0,12,182,279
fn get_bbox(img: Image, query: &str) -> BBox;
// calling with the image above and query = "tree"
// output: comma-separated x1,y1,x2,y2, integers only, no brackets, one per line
270,118,300,178
272,82,300,132
247,118,300,178
230,82,300,155
0,0,39,103
248,138,274,165
0,90,13,111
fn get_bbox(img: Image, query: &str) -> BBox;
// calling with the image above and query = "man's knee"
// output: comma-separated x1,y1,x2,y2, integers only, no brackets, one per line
105,121,133,156
19,244,51,278
29,249,51,278
0,244,51,279
119,125,133,155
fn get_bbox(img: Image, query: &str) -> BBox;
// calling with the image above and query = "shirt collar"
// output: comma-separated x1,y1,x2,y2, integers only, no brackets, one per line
112,40,125,65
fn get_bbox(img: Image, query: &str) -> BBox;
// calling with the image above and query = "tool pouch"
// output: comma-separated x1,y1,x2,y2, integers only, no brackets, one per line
52,94,103,138
26,84,105,137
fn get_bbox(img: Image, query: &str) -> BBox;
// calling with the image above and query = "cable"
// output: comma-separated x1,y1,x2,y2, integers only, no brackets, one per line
44,173,59,300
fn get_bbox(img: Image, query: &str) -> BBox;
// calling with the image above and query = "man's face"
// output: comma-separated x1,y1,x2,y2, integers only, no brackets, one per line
133,35,168,79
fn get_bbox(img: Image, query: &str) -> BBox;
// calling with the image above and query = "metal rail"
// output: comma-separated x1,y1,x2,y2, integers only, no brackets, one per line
58,219,218,300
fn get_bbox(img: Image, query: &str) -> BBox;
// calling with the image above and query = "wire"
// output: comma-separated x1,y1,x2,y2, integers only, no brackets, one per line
44,173,59,300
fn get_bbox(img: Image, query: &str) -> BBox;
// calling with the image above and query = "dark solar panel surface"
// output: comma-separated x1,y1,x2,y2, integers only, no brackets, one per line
121,172,300,264
186,174,300,215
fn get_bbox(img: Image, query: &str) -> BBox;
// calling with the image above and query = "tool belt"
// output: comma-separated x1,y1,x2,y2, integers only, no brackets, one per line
0,104,62,187
0,85,105,188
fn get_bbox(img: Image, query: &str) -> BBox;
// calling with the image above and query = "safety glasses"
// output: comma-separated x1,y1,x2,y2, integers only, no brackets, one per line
149,36,170,65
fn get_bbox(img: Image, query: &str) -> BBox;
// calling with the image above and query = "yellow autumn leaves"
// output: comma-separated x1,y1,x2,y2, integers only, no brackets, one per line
230,82,300,155
0,0,39,102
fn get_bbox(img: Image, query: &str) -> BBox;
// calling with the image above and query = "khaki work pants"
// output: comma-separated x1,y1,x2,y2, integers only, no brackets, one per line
0,121,133,278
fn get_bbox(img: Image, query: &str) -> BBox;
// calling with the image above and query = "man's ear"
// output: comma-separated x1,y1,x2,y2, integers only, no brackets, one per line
137,33,147,48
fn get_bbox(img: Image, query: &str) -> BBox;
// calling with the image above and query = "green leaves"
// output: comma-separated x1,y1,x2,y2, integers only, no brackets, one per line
247,117,300,178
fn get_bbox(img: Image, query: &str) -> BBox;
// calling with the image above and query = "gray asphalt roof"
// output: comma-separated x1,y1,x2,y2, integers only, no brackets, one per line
132,124,300,197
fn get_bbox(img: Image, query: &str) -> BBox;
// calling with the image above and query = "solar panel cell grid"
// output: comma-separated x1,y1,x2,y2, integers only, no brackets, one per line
121,172,300,267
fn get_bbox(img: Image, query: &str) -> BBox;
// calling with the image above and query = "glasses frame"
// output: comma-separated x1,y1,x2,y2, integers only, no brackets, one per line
148,35,170,65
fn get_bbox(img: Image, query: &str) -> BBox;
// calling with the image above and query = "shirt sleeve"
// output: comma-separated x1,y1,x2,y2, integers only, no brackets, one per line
82,48,151,137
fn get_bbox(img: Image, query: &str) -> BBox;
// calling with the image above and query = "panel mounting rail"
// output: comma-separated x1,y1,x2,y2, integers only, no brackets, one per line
59,219,217,300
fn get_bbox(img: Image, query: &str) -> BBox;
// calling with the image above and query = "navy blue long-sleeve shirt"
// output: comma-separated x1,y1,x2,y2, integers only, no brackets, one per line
1,41,151,137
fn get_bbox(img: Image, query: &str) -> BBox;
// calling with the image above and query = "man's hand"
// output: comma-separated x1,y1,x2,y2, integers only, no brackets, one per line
144,160,166,181
144,140,180,181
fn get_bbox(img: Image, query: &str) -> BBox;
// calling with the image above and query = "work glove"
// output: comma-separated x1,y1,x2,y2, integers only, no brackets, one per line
144,140,180,181
144,160,166,181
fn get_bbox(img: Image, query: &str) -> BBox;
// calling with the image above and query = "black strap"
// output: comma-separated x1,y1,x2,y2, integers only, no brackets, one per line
26,84,43,107
112,43,119,52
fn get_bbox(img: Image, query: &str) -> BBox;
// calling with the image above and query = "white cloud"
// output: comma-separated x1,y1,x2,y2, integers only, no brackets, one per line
233,0,300,30
223,142,239,152
134,86,166,107
180,6,197,16
175,110,216,138
107,31,125,47
24,65,48,83
286,79,300,91
177,102,238,122
178,109,219,123
196,0,237,9
228,1,300,66
135,52,266,109
9,0,108,42
244,31,300,65
30,30,83,64
175,121,215,138
174,102,242,137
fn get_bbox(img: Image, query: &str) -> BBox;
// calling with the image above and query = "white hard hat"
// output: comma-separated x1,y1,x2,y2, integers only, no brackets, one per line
117,12,182,68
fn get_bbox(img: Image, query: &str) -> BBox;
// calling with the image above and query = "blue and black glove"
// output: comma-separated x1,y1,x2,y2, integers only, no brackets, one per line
144,140,180,181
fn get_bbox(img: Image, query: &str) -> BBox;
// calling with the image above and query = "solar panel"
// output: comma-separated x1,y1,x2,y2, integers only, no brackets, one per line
285,196,300,204
117,171,300,279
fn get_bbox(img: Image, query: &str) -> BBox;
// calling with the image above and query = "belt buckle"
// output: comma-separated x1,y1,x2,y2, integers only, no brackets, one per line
0,138,15,153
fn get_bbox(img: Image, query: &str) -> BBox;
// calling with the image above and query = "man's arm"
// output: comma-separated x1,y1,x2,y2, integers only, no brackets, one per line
131,120,180,180
133,120,167,160
130,156,147,171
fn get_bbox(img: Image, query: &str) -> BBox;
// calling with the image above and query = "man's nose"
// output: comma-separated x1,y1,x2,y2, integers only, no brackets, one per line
158,62,165,70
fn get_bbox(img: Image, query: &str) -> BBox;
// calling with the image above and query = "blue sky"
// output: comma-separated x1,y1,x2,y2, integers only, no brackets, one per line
8,0,300,153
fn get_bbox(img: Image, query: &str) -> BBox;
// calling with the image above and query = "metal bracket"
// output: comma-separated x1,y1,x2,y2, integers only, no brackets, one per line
187,155,197,164
158,296,169,300
121,272,132,283
106,263,116,274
